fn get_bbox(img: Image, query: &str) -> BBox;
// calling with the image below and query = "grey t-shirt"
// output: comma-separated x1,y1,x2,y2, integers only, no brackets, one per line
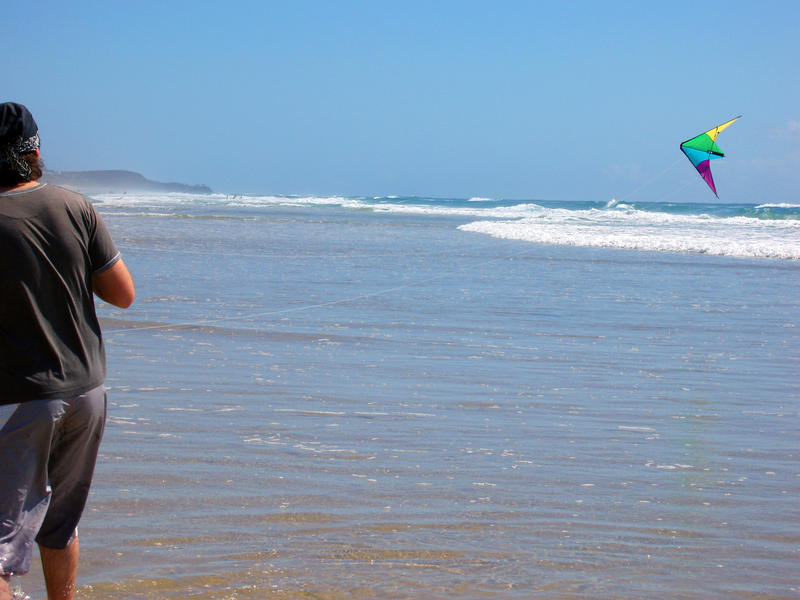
0,183,120,403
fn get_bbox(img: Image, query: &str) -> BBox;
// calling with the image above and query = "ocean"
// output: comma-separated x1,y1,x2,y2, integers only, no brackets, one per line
15,193,799,599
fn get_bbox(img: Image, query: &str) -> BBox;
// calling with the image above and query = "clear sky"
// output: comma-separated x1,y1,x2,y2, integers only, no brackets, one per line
6,0,799,202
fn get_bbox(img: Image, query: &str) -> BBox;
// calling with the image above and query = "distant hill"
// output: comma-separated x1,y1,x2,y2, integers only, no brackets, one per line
42,169,212,194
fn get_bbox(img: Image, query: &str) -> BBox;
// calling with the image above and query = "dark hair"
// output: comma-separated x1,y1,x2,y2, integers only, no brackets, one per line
0,152,43,187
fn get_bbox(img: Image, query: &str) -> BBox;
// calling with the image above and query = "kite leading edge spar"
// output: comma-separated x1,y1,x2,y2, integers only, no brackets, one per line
680,116,741,197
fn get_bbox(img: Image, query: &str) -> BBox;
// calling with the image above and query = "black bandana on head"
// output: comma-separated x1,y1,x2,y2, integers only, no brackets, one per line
0,102,40,180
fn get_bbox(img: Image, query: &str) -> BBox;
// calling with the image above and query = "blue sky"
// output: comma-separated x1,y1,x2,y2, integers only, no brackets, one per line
6,1,799,202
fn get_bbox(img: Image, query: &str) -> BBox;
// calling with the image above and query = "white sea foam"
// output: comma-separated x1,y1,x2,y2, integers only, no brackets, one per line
458,207,800,260
91,191,225,206
373,201,547,219
90,192,800,260
91,191,368,211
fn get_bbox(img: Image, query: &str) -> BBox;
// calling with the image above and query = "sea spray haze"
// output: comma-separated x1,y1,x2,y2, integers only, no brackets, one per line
18,192,798,599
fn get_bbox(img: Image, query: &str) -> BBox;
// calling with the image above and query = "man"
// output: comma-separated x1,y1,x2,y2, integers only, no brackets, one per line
0,103,135,600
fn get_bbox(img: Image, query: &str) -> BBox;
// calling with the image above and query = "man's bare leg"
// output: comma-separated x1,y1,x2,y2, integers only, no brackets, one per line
39,536,79,600
0,574,10,600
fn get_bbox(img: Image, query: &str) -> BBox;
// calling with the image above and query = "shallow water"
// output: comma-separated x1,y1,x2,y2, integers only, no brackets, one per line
16,198,799,599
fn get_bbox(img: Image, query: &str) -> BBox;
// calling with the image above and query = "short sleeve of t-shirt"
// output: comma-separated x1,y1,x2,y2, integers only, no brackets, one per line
87,204,121,274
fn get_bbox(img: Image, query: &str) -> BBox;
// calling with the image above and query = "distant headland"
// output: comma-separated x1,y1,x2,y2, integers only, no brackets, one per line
42,169,213,194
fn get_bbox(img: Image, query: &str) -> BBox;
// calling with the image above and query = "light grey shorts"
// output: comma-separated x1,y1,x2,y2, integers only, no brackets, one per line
0,385,106,576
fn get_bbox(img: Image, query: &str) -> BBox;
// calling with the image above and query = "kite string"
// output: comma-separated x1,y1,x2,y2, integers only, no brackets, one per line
103,240,534,334
105,276,442,333
102,154,695,336
615,157,684,203
648,178,695,203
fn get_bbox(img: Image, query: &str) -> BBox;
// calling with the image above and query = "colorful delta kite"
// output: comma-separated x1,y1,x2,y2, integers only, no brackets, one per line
680,116,741,197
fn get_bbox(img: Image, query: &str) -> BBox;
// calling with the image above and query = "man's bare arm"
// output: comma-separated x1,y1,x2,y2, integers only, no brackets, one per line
93,259,135,308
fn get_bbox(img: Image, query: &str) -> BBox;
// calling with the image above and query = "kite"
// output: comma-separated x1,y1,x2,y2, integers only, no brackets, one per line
680,116,741,197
